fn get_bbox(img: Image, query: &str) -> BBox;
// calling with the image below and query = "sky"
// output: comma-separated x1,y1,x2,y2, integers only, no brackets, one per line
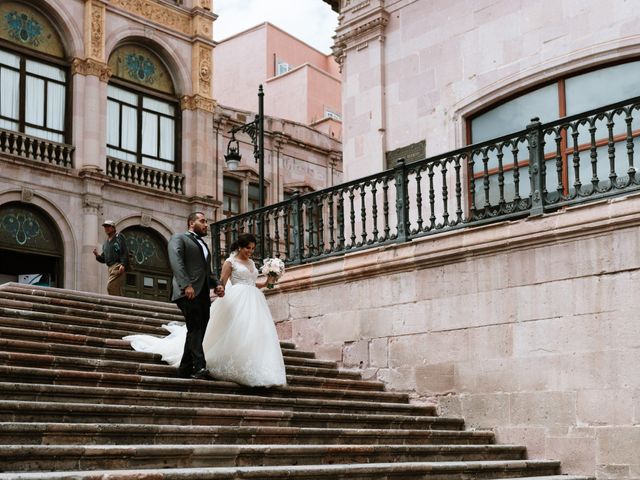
213,0,339,54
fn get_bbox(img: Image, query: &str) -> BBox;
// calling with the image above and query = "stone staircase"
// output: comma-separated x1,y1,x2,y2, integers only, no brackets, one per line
0,282,593,479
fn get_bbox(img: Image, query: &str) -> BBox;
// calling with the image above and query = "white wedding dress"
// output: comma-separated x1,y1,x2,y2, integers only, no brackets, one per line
124,255,287,387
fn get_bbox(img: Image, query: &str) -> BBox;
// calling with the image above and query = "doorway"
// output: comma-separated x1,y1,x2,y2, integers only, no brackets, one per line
0,203,63,287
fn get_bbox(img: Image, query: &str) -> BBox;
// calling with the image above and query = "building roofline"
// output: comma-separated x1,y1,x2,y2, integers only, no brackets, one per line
215,21,334,57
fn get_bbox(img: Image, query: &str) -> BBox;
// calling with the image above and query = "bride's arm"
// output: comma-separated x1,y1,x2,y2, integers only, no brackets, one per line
220,261,233,286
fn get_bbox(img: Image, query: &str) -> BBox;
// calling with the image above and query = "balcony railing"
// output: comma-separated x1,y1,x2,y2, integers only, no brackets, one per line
211,95,640,274
106,157,185,194
0,129,74,168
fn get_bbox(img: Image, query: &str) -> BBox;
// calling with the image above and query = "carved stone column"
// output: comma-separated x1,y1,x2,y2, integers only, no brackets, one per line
180,2,217,200
73,0,111,172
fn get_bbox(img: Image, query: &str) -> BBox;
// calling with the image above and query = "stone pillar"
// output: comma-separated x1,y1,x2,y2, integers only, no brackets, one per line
333,2,389,180
73,0,110,172
79,170,106,294
180,5,219,215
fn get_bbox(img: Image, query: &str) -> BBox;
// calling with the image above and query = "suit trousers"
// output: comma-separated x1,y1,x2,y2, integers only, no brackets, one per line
176,286,211,374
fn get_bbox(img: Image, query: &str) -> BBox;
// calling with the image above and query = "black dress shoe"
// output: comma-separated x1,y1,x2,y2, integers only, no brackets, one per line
190,368,213,380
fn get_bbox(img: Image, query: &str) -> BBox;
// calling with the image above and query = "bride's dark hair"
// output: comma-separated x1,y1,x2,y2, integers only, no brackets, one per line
229,233,257,253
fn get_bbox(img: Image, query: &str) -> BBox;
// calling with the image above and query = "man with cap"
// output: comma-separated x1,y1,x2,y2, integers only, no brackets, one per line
93,220,129,296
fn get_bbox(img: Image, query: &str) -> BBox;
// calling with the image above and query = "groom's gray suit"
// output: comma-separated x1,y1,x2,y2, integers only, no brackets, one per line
168,231,220,377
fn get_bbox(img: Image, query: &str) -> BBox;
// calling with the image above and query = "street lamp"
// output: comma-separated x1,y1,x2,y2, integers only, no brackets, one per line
224,85,265,257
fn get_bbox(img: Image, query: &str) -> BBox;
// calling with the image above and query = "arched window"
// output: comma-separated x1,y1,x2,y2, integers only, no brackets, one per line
0,2,68,143
468,60,640,203
107,45,180,172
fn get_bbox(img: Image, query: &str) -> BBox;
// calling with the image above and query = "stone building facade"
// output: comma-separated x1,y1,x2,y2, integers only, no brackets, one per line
261,0,640,477
0,0,341,299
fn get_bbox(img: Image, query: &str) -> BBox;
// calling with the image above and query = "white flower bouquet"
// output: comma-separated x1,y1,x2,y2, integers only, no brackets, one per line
261,257,285,289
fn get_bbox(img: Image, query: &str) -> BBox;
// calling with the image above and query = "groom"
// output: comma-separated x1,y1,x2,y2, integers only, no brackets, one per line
168,212,224,379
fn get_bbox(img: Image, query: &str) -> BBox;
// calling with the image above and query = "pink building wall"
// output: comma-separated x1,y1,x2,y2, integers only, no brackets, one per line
213,22,341,136
334,0,640,180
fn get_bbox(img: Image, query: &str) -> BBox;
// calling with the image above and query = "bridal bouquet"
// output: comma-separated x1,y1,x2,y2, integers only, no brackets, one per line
261,257,285,289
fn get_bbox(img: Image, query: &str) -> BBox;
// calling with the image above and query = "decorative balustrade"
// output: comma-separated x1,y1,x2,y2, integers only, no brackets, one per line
0,129,74,168
106,157,185,194
212,95,640,274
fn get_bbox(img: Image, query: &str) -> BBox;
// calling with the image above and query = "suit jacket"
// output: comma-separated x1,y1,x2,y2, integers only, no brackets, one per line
168,232,219,302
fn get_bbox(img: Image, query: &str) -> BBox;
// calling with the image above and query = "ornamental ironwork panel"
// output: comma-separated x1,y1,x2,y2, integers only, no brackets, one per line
122,227,169,271
0,203,61,255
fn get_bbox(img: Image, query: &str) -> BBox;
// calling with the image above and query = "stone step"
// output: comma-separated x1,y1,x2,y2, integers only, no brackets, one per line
0,283,181,313
0,285,308,348
0,290,182,323
0,366,411,403
0,351,382,391
0,400,464,430
0,284,586,480
0,383,437,416
0,460,564,479
0,444,527,471
0,336,361,380
0,320,335,369
0,422,496,446
0,304,167,337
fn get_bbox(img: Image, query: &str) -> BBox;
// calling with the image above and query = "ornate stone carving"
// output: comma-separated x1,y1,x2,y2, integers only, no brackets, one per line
196,44,212,96
21,188,34,203
193,14,212,38
180,94,216,112
71,57,112,82
197,0,212,10
140,213,152,227
87,1,105,60
109,0,192,35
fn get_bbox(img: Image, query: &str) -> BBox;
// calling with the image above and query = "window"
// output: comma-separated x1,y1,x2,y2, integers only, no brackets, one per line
223,177,241,218
0,4,68,144
0,49,67,143
107,45,179,173
324,109,342,121
276,61,290,76
248,182,266,211
468,60,640,204
107,84,177,172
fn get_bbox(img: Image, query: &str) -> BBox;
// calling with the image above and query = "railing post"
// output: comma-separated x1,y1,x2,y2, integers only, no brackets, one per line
291,192,304,264
394,158,409,243
527,117,546,216
211,221,222,277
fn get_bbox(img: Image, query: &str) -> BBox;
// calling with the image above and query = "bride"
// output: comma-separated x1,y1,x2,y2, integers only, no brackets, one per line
125,233,287,387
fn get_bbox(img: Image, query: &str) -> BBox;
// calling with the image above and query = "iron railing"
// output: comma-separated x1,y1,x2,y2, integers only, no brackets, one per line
0,128,74,168
211,95,640,274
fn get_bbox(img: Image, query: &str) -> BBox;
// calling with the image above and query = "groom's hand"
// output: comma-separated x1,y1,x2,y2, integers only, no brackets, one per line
184,285,195,300
214,285,225,298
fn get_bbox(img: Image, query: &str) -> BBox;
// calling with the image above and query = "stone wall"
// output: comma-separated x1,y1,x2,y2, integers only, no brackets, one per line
269,195,640,479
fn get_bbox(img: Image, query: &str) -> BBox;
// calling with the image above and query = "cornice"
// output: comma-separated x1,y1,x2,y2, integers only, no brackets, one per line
106,0,214,41
333,6,389,65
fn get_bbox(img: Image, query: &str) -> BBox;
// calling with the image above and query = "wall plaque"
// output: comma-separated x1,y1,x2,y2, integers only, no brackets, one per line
385,140,426,168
